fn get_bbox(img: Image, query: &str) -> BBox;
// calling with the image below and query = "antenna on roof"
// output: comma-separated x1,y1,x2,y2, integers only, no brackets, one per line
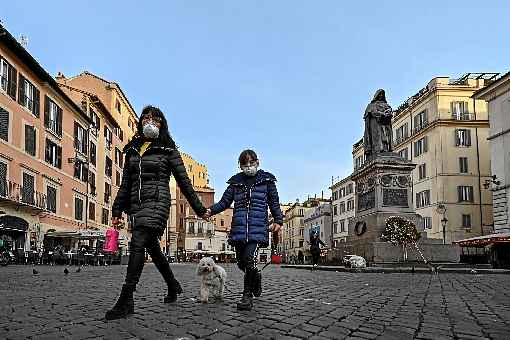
19,34,28,48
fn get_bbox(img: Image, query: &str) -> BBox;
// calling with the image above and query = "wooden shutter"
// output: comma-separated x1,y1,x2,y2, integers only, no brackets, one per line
7,63,17,100
44,95,50,128
56,106,63,136
33,87,40,117
0,107,9,141
469,186,474,202
466,130,471,146
56,145,62,169
18,74,25,105
423,137,428,153
44,139,51,163
74,122,78,149
457,186,462,202
25,125,36,156
0,162,7,197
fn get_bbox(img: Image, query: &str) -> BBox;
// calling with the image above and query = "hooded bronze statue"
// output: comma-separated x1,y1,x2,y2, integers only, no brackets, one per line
363,89,393,159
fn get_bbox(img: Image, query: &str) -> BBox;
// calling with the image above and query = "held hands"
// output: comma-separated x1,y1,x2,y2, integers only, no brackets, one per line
269,223,282,233
202,208,212,220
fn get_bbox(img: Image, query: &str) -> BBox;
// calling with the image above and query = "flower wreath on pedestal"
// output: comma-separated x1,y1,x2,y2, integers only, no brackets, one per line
381,216,427,263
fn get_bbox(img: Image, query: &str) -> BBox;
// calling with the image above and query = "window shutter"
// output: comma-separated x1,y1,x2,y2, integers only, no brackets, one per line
45,139,50,163
423,137,428,152
469,187,474,202
44,95,50,128
455,130,459,146
33,87,40,117
451,101,454,118
57,145,62,168
57,106,63,136
18,74,25,105
7,64,17,100
74,123,78,149
0,107,8,141
423,110,428,124
457,186,462,202
459,158,463,172
466,130,471,146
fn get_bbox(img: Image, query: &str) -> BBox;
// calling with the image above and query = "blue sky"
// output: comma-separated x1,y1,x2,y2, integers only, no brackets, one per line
3,1,509,203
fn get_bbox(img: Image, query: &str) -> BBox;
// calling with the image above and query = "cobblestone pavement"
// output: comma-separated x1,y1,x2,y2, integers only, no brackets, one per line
0,264,509,340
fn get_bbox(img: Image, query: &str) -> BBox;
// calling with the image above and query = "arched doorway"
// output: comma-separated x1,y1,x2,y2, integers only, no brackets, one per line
0,215,29,252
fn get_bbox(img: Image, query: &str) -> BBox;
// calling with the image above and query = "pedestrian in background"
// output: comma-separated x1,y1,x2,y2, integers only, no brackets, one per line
309,232,326,267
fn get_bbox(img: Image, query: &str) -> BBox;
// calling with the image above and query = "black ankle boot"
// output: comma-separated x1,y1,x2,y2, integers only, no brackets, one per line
164,279,183,303
105,285,134,320
237,271,253,311
251,269,262,297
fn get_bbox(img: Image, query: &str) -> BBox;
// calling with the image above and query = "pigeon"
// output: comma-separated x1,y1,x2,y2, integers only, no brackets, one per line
76,266,81,273
64,267,69,275
32,268,39,275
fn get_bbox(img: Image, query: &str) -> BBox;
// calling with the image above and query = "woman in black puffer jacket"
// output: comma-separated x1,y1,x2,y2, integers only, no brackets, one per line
105,105,207,320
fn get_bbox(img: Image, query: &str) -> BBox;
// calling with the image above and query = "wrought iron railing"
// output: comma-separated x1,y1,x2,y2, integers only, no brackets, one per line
0,179,47,210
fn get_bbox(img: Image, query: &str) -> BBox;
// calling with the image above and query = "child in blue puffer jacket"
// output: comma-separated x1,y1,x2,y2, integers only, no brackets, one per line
204,149,283,311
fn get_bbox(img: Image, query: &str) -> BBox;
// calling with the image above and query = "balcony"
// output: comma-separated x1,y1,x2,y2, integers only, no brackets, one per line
0,179,48,212
452,112,474,121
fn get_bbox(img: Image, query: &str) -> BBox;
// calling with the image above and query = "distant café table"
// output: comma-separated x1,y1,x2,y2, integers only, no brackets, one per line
96,254,105,266
65,252,74,265
84,253,94,266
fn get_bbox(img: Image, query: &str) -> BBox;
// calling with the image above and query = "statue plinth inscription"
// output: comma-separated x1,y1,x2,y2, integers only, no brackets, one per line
383,188,408,207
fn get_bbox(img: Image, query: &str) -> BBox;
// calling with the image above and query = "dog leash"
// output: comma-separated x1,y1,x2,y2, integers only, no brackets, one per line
260,230,279,272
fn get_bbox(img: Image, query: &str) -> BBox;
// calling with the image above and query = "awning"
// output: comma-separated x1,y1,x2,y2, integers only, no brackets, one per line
45,230,106,239
453,232,510,247
0,215,29,232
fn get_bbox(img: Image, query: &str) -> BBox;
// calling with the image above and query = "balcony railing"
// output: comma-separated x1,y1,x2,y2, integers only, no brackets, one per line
0,179,47,211
452,112,474,120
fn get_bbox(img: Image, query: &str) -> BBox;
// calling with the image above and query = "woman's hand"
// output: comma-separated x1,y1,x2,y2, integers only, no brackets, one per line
202,208,212,220
269,223,282,233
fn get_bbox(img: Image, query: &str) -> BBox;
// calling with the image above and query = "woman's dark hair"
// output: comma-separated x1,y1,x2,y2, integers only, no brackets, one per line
136,105,175,147
238,149,258,165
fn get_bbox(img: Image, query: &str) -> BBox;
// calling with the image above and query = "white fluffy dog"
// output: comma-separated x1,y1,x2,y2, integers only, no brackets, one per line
196,257,227,303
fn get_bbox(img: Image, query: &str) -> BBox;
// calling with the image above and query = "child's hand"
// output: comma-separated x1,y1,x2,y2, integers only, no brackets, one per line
202,208,212,220
269,223,282,233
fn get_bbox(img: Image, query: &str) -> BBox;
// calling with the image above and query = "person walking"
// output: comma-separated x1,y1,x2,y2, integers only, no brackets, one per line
105,105,207,320
309,232,326,267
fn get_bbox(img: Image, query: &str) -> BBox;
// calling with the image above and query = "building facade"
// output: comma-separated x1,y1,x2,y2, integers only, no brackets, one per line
353,74,497,243
0,25,95,252
330,176,355,246
473,72,510,233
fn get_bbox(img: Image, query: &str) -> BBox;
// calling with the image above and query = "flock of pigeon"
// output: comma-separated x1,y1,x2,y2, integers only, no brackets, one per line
32,265,82,276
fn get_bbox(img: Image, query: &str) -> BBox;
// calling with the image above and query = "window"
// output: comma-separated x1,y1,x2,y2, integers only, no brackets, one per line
102,208,109,225
90,142,96,166
22,172,35,205
0,107,9,141
74,162,88,182
462,214,472,229
418,163,427,180
416,190,430,208
46,186,57,213
75,197,84,221
197,241,202,250
220,219,224,227
198,222,204,234
104,126,112,149
340,220,346,233
189,222,195,234
458,186,474,202
45,139,62,168
340,202,346,214
346,184,353,195
459,157,468,174
451,101,470,120
398,148,409,160
89,202,95,221
89,107,100,134
455,129,471,147
355,155,364,170
414,136,428,157
89,172,96,196
0,57,17,100
104,182,111,204
414,110,428,132
333,205,338,216
74,122,88,154
115,148,123,167
423,217,432,229
0,162,6,197
44,96,62,137
115,99,121,113
105,156,112,178
18,75,40,116
332,191,338,201
115,170,121,187
339,187,346,198
395,123,409,144
114,127,124,142
347,199,354,211
333,222,338,234
24,124,36,156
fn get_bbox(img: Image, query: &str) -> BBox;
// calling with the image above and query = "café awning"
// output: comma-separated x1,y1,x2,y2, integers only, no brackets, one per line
453,232,510,247
0,215,29,232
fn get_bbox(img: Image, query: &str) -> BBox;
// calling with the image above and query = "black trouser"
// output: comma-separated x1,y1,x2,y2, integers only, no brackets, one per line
311,248,320,265
235,241,258,272
124,227,177,291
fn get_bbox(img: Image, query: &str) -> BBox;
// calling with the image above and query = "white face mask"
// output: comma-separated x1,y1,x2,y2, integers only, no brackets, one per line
242,165,258,177
143,122,160,139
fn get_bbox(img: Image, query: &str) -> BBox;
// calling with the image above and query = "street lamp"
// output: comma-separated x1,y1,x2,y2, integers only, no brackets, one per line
483,175,500,190
441,217,448,245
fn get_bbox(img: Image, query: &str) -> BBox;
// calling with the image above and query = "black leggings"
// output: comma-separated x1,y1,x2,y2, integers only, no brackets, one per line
311,248,320,265
235,241,258,272
124,227,177,290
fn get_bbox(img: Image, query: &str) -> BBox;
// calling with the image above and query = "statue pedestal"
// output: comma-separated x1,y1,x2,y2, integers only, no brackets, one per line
347,153,424,260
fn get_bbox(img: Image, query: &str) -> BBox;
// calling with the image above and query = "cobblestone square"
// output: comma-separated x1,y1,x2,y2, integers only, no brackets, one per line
1,264,509,339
